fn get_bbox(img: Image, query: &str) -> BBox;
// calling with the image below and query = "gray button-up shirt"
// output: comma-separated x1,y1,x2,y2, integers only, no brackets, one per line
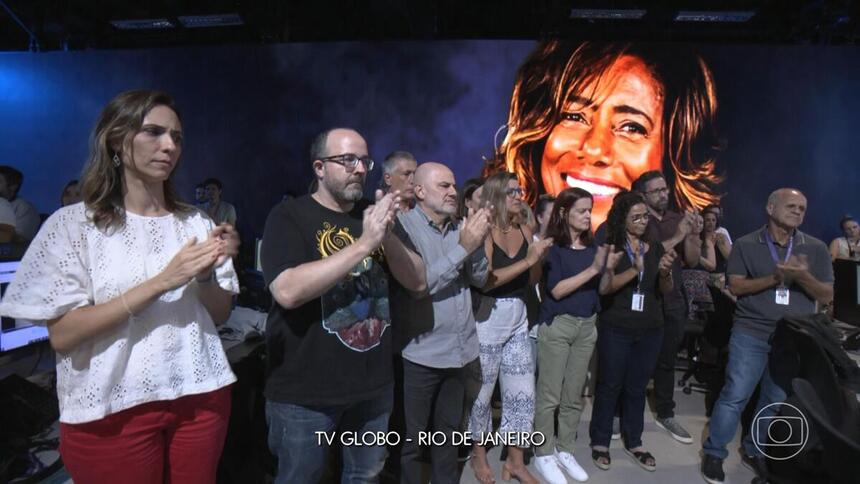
394,206,488,369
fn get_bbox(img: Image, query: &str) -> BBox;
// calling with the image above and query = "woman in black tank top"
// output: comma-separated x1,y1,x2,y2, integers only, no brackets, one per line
468,172,552,484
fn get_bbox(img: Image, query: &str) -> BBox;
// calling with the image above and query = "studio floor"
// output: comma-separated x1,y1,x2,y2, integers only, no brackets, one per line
43,370,757,484
457,377,757,484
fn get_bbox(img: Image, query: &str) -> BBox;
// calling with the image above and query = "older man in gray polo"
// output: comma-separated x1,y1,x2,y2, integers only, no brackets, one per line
701,188,833,484
392,162,491,484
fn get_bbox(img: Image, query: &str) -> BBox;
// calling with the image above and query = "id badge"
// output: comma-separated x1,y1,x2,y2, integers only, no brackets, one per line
775,287,790,306
631,292,645,312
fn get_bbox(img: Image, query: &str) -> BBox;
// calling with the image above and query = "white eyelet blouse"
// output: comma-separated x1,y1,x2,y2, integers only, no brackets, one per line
0,203,239,424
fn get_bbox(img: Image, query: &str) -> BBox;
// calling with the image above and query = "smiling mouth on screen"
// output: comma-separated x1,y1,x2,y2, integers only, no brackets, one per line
563,174,623,198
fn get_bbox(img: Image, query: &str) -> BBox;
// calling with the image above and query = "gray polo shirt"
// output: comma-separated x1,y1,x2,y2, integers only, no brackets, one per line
395,206,488,369
728,226,833,341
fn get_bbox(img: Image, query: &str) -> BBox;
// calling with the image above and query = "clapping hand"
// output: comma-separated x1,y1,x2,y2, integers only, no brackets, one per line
209,223,240,267
659,249,678,277
526,237,554,265
775,254,809,285
157,237,224,291
360,190,401,251
605,244,625,271
590,244,610,273
459,207,492,254
678,211,702,236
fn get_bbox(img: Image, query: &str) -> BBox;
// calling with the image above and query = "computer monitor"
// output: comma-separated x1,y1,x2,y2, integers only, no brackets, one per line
834,259,860,327
0,260,50,352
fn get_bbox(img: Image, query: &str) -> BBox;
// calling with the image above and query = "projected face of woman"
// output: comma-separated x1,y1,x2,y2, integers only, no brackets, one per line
541,55,664,228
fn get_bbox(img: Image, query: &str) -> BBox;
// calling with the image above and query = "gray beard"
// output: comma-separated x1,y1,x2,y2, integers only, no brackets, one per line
327,179,364,203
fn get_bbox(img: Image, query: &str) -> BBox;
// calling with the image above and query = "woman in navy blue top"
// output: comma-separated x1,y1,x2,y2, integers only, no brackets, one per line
532,187,608,484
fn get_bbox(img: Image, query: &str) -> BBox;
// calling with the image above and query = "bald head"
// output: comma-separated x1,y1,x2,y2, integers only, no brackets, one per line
766,188,807,230
767,188,805,207
414,162,452,186
414,162,458,223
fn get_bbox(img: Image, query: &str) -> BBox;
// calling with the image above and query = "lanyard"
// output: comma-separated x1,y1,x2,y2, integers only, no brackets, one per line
624,240,645,290
764,230,794,265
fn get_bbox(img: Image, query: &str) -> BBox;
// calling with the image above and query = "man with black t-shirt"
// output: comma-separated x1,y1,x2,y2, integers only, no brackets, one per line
633,171,701,445
261,128,425,484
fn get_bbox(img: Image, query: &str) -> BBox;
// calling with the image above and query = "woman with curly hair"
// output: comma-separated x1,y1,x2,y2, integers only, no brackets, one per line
589,192,676,473
488,40,723,228
0,90,240,484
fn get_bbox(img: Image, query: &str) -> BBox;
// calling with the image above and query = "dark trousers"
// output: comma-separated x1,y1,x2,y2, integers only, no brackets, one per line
401,358,472,484
653,303,686,419
589,324,663,449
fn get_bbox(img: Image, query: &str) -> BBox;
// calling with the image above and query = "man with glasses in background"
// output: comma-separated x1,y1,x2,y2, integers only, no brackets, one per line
632,170,702,445
260,127,425,483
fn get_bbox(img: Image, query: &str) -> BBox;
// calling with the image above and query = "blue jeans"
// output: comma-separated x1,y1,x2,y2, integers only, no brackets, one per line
589,324,663,449
265,386,393,484
703,330,787,460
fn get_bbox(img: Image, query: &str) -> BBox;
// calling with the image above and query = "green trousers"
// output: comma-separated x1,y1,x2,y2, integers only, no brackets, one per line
534,313,598,456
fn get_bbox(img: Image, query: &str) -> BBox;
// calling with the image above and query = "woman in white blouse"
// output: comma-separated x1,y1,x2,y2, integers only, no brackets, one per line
0,90,240,484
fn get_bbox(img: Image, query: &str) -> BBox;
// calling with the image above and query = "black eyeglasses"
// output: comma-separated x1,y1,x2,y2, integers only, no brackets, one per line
319,154,374,172
506,187,525,198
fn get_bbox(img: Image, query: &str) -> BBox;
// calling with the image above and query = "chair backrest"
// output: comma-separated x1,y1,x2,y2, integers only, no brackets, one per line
791,378,860,483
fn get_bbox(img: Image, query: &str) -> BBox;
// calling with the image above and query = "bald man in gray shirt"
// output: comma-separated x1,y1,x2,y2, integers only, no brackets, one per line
702,188,833,484
393,162,491,484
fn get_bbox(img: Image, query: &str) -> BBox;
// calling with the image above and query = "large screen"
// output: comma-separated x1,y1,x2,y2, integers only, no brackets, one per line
2,40,859,242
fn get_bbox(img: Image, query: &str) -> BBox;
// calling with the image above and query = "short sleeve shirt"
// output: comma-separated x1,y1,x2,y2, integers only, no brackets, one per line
261,195,392,406
728,226,834,340
0,204,239,423
599,243,666,330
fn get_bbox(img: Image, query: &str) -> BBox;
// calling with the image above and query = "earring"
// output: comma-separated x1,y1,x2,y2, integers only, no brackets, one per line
112,154,121,167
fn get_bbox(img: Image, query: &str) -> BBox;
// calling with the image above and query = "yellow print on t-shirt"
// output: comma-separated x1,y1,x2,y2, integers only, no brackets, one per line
316,221,384,276
315,221,390,352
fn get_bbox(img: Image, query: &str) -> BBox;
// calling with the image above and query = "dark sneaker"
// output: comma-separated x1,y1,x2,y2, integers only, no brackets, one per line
741,451,768,476
701,454,725,484
655,417,694,444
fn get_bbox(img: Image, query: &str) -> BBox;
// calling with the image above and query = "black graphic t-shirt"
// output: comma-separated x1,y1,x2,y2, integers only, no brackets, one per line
261,195,392,405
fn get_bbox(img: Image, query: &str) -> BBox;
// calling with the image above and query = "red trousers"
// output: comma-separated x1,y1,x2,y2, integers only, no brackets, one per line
59,385,232,484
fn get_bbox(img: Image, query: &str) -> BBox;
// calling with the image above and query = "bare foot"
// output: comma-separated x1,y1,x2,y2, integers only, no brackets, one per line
471,447,495,484
501,463,538,484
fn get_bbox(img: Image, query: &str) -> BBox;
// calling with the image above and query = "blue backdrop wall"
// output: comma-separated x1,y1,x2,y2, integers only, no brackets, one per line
1,40,858,244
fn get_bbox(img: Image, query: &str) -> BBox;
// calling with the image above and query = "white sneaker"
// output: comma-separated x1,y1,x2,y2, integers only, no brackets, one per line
611,416,621,440
534,455,568,484
555,449,589,482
